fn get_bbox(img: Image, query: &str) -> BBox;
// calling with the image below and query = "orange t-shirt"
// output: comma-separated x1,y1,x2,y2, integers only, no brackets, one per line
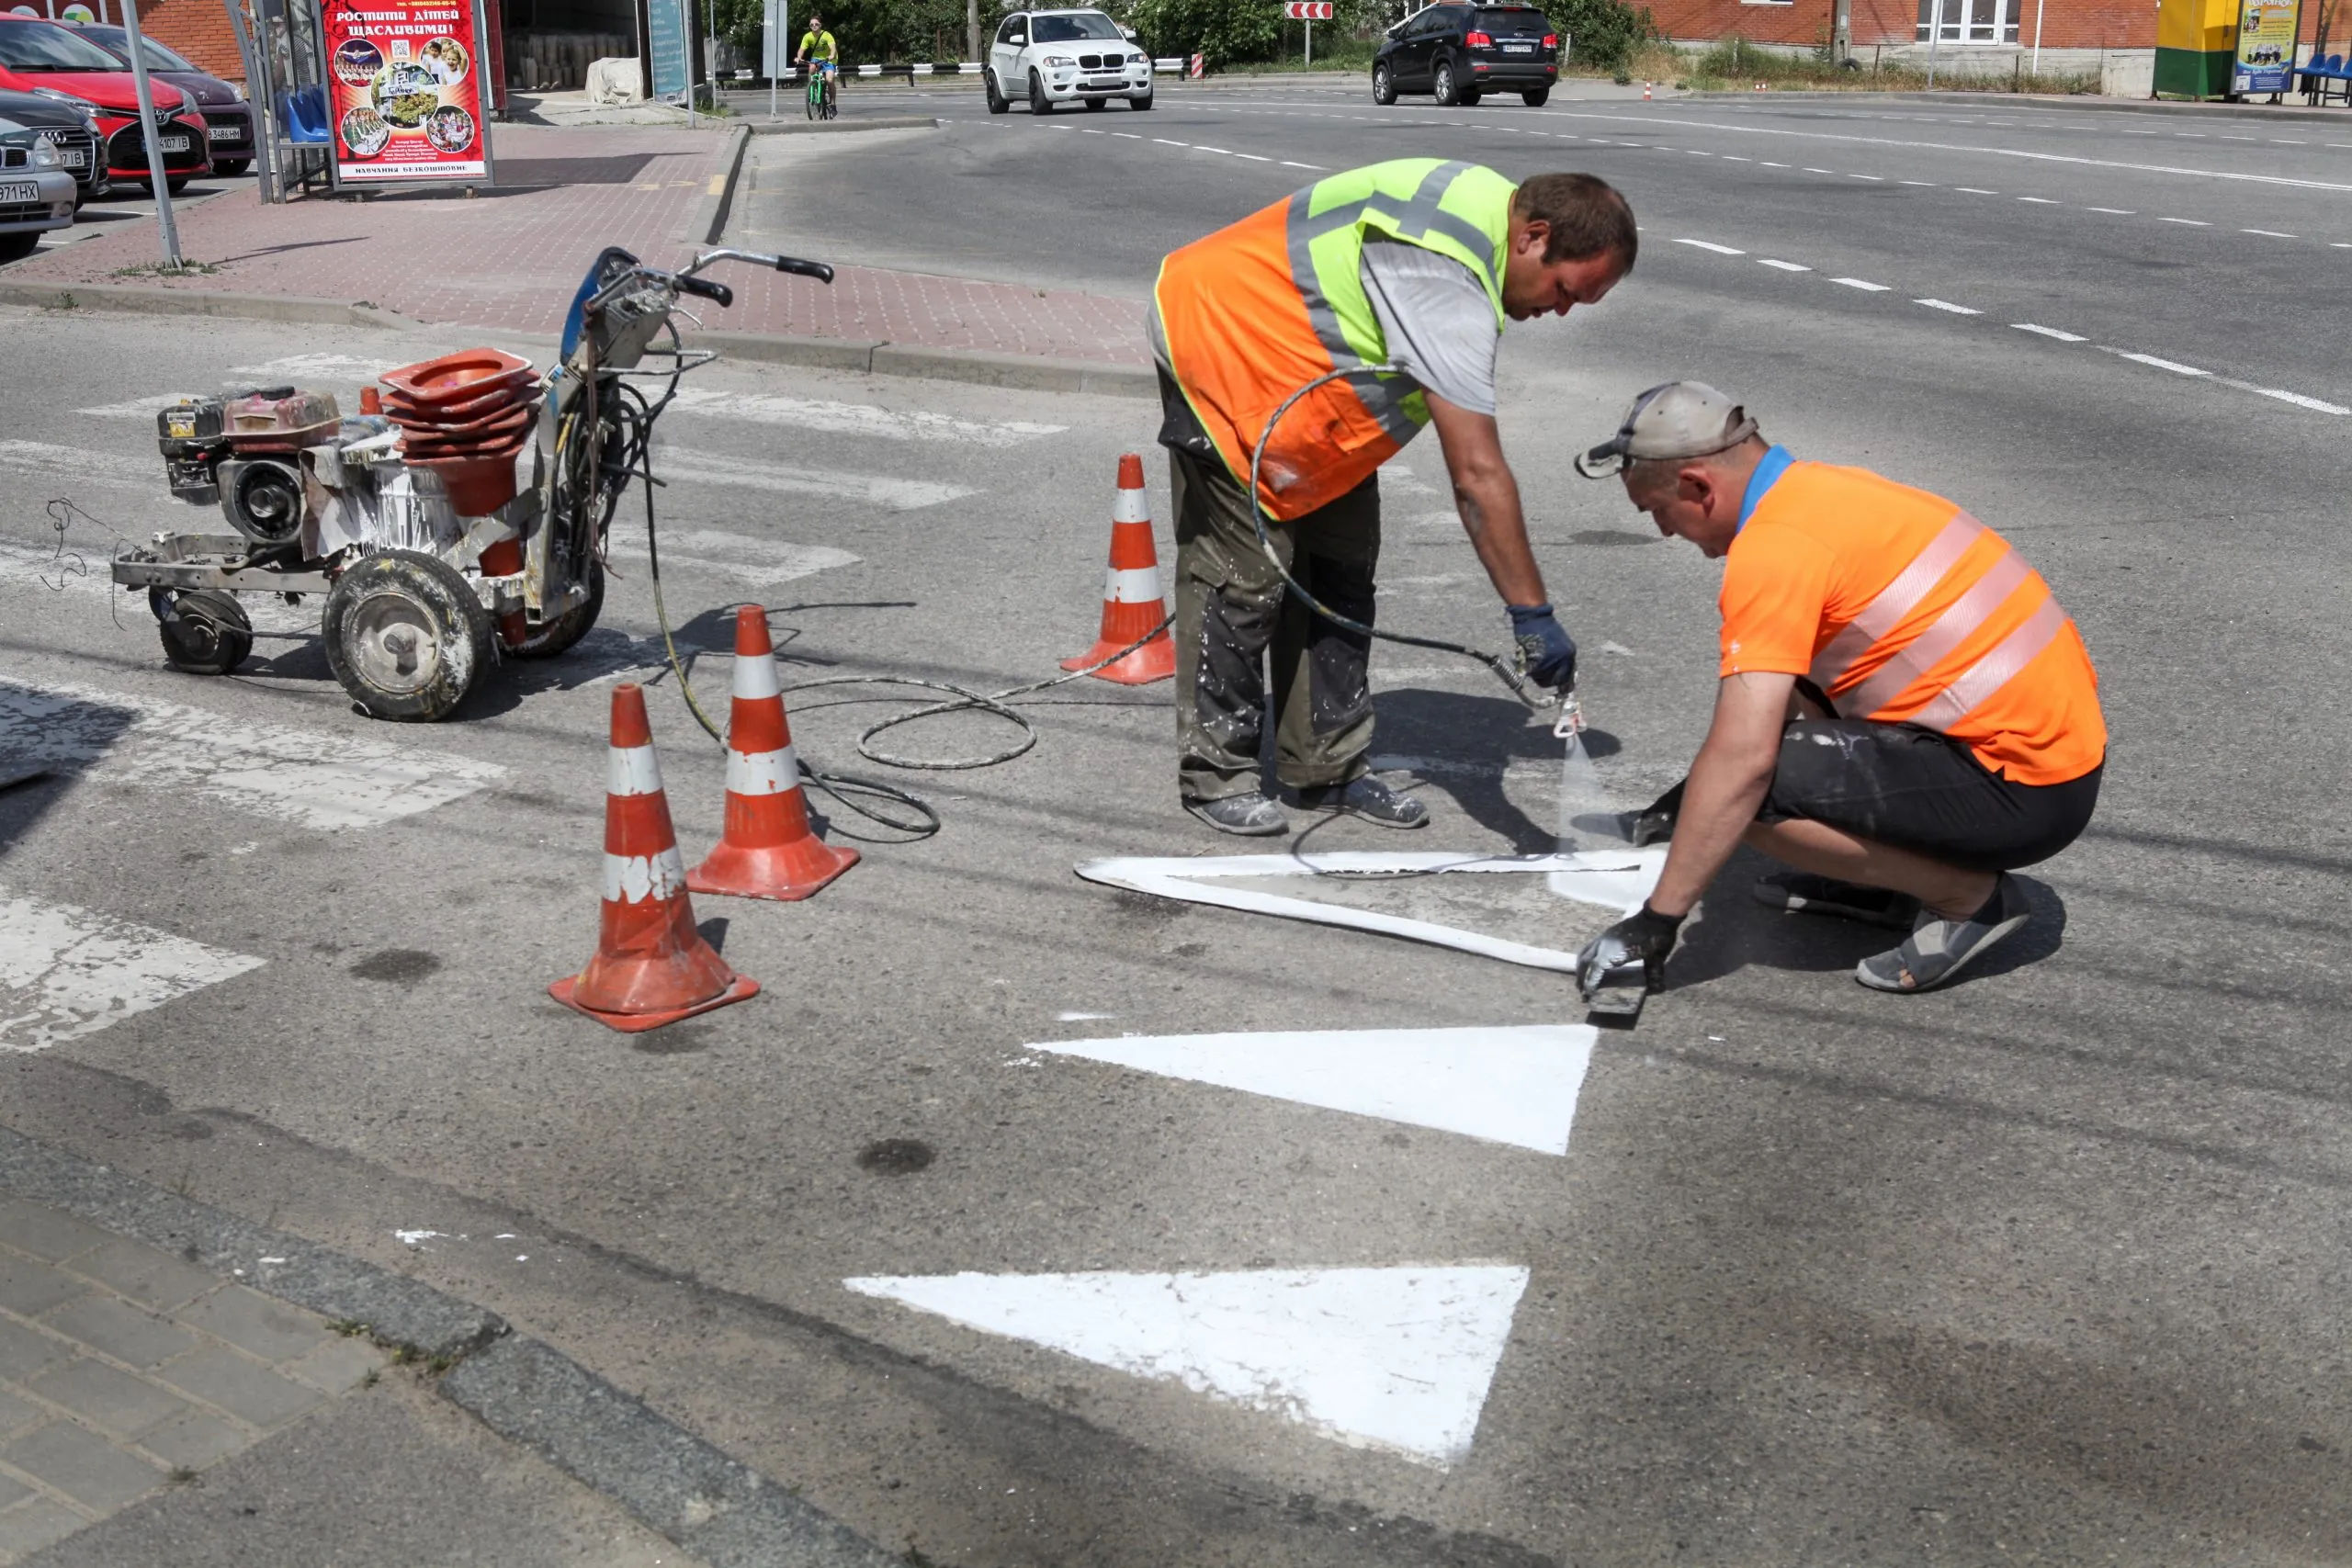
1720,460,2106,786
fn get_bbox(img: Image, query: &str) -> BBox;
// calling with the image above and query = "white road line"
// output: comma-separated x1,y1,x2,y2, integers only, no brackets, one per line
1032,1025,1597,1156
1280,159,1325,169
1756,258,1811,271
1672,237,1746,255
2273,139,2306,144
1760,160,1789,166
2227,382,2350,413
664,388,1063,446
1232,151,1272,162
2117,352,2210,378
2243,228,2297,238
0,681,505,831
2335,242,2352,249
1079,128,1102,134
1193,144,1232,155
1721,153,1749,161
1849,173,1883,180
1802,166,1836,174
2013,322,2086,342
657,448,972,511
1899,178,1935,186
1112,131,1140,138
1956,186,1997,194
1916,299,1981,314
843,1265,1531,1469
2157,216,2211,225
2220,134,2256,141
0,888,265,1053
1152,138,1188,146
1830,276,1890,291
2017,196,2059,203
2086,206,2134,213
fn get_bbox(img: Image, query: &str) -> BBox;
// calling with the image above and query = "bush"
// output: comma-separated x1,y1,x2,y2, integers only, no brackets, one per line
1550,0,1654,77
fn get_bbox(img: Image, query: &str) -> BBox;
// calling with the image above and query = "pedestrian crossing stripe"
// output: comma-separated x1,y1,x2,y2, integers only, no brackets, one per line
844,1264,1530,1468
0,887,264,1053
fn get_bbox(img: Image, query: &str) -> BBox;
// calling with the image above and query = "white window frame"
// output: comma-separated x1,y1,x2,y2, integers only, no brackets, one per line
1917,0,2020,45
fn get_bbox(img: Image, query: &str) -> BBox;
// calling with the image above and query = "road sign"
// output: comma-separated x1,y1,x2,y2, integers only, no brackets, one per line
1285,2,1334,17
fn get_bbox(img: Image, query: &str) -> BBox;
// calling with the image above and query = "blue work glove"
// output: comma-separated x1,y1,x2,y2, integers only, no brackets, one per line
1507,603,1577,694
1575,904,1685,1002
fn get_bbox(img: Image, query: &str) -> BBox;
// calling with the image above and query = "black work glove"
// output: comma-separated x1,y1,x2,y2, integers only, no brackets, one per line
1575,903,1685,1002
1507,603,1577,693
1630,779,1686,847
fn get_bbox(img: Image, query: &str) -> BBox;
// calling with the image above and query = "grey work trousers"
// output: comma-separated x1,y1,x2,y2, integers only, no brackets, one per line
1170,446,1382,802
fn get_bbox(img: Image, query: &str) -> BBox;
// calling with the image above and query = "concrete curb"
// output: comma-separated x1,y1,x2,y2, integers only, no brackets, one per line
684,123,752,248
0,1125,893,1567
747,115,943,135
1681,86,2352,124
698,327,1156,397
0,278,417,331
445,1338,899,1568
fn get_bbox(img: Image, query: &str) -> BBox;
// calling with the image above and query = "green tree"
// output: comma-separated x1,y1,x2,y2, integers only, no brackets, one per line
1546,0,1653,75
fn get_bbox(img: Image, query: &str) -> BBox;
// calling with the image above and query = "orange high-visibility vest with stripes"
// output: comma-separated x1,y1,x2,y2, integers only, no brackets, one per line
1728,462,2105,785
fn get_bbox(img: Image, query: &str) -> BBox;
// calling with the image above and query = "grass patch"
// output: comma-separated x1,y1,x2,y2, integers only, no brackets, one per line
1667,37,2096,94
107,258,223,279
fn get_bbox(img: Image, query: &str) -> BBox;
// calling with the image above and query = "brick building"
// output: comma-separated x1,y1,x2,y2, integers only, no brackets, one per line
1640,0,2328,60
9,0,246,79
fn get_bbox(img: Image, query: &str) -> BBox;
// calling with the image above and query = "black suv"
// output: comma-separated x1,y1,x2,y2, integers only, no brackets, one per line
1373,4,1559,107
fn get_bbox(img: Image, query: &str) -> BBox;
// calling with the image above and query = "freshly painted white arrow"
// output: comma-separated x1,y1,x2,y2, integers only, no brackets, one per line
845,1264,1529,1467
1031,1025,1596,1156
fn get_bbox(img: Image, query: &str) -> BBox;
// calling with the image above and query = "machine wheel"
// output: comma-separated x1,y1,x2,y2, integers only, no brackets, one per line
1521,86,1550,106
322,549,492,722
985,68,1009,112
1029,68,1053,113
152,588,252,676
503,558,605,660
213,158,251,175
1432,59,1462,105
1372,62,1397,104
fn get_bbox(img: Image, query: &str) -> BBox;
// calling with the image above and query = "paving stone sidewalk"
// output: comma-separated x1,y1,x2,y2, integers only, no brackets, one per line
6,123,1145,367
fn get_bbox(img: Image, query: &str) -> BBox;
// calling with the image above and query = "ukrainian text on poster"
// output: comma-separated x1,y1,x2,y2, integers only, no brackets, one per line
323,0,487,183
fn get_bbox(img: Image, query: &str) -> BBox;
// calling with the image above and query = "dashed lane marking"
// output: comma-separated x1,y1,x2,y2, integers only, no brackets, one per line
0,888,265,1053
2116,351,2211,378
2017,196,2059,203
2086,206,2135,213
2243,228,2297,238
844,1264,1531,1469
2158,217,2211,225
2226,383,2351,414
0,681,505,831
1673,237,1746,255
1756,258,1811,271
1955,186,1997,194
1830,276,1890,290
1916,298,1982,315
1031,1025,1599,1156
2013,323,2087,342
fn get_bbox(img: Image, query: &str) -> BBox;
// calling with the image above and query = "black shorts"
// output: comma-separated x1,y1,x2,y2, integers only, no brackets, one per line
1757,720,2102,873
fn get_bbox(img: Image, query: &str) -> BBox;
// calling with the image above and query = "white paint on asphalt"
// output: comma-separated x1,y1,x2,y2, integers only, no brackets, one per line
2086,206,2135,214
664,388,1063,446
1031,1025,1598,1156
0,682,505,831
72,394,188,420
1830,277,1890,291
0,888,265,1053
2013,323,2087,342
1672,238,1745,255
2157,216,2211,225
0,440,162,491
2117,352,2211,378
2016,196,2058,203
2222,381,2350,414
1756,258,1811,271
1955,186,1997,195
654,446,973,510
1915,299,1982,315
2243,228,2297,238
843,1264,1531,1467
605,528,858,587
227,353,406,381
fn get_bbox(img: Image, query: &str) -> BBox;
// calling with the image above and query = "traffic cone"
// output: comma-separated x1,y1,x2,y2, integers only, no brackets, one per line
549,683,759,1032
1641,80,1652,99
686,605,859,902
1060,453,1175,685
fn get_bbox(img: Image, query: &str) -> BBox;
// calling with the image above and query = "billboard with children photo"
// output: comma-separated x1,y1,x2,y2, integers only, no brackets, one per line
322,0,494,186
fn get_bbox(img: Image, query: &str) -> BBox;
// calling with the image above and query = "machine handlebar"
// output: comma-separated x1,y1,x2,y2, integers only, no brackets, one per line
772,255,835,284
675,275,734,307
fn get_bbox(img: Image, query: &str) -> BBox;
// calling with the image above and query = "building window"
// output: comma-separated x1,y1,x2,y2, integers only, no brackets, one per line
1917,0,2020,44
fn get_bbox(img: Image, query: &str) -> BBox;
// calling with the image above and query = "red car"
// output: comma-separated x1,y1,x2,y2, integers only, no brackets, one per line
0,14,209,191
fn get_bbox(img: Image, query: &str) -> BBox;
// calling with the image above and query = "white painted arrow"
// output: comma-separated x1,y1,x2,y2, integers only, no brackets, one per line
1032,1025,1595,1156
845,1264,1528,1467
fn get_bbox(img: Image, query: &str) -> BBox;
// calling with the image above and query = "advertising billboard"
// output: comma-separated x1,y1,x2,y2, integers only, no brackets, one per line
2233,0,2301,95
322,0,494,186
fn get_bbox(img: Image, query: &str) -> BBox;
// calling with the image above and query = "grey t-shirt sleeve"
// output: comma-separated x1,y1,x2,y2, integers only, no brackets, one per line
1358,237,1500,417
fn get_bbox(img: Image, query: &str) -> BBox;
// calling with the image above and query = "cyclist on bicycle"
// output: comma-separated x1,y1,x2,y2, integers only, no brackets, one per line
794,14,839,76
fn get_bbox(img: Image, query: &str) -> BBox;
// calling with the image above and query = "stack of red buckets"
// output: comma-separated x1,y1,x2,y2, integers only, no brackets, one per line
379,348,543,517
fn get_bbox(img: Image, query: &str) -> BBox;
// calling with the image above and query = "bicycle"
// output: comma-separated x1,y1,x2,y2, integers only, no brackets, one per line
799,57,838,119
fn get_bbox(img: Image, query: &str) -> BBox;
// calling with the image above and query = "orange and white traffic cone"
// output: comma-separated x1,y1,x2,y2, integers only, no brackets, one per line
1060,453,1175,685
549,682,759,1032
1641,80,1652,99
686,605,859,902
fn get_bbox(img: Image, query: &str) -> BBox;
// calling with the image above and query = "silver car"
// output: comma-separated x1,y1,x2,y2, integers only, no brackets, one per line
0,118,76,264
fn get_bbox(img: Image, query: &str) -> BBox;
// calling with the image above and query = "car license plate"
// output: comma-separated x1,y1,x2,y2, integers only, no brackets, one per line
207,124,239,141
158,133,189,152
0,182,38,203
49,145,85,167
1503,42,1533,51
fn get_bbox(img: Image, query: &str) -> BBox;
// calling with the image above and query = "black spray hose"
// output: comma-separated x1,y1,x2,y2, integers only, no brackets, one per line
1248,364,1548,714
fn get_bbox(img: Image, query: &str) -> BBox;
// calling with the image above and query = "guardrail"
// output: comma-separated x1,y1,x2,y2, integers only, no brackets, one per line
743,59,1193,83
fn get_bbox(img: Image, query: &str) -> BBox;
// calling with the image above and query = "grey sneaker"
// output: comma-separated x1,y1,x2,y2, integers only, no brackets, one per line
1753,872,1923,931
1185,791,1289,837
1855,874,2030,994
1292,775,1429,829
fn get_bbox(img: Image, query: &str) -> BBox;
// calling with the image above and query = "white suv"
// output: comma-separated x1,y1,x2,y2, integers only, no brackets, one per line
986,8,1153,114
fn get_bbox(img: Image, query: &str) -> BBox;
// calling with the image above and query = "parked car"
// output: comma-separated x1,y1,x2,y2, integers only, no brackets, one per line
986,7,1153,115
0,15,209,192
0,116,81,262
0,85,106,202
1374,4,1561,107
65,24,254,176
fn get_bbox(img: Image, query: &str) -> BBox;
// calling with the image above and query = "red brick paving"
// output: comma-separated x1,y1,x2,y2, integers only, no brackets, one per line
17,125,1145,367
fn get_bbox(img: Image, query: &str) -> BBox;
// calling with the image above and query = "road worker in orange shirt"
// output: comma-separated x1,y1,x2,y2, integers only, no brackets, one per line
1570,382,2107,997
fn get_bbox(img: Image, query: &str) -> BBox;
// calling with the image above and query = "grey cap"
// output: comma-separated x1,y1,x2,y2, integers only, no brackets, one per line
1575,381,1760,479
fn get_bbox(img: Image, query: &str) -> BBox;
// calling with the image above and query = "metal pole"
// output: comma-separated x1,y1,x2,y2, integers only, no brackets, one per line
768,0,777,118
2031,0,2045,73
682,0,696,124
1306,17,1311,65
119,0,182,268
1927,0,1944,86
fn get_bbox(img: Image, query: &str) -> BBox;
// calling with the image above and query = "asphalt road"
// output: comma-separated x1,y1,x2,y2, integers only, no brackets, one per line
3,82,2351,1566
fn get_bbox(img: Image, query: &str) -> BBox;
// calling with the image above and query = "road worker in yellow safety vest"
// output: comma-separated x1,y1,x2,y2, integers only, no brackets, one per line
1570,383,2107,998
1148,160,1636,836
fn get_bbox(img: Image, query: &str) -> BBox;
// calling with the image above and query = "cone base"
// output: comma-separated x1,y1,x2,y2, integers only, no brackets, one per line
687,839,860,902
1060,634,1176,686
548,972,761,1033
